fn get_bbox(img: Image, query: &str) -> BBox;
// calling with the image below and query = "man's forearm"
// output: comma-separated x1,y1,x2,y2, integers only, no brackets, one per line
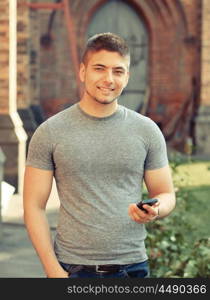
24,208,67,277
153,192,176,219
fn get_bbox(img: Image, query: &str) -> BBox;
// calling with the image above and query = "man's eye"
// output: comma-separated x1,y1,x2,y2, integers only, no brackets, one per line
94,67,103,71
114,70,124,75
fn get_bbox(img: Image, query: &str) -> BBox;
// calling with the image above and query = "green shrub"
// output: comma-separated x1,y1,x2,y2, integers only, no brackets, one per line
145,154,210,277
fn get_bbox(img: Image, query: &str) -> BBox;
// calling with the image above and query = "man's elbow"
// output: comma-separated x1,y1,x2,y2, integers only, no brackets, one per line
23,201,46,225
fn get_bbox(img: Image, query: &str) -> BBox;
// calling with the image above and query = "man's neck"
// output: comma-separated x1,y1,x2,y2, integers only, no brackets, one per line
79,97,118,118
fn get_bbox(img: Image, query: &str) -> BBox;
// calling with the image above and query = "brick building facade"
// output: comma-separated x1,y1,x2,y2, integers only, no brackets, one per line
0,0,210,192
0,0,27,193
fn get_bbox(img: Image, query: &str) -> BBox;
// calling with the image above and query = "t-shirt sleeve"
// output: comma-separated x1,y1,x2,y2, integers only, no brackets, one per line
26,121,55,170
144,121,168,170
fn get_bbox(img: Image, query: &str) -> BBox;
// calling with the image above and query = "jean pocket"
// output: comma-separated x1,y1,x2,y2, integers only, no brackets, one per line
126,260,150,278
59,261,72,274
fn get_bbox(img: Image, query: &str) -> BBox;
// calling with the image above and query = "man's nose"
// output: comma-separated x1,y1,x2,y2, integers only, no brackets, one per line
103,70,114,83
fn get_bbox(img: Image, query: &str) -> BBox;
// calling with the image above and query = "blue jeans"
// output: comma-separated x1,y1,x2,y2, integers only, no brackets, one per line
59,260,150,278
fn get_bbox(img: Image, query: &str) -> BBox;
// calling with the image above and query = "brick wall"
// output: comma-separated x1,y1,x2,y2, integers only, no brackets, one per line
17,0,30,109
38,8,78,117
0,0,27,192
0,0,29,111
0,0,9,113
0,0,9,234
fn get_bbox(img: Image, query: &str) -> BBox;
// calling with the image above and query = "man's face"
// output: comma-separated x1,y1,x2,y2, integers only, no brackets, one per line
79,50,130,105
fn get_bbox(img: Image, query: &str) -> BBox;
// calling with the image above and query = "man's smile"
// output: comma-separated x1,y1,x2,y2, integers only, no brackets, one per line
97,86,115,92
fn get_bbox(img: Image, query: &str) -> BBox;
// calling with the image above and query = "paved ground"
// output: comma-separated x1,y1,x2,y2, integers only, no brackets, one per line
0,181,59,278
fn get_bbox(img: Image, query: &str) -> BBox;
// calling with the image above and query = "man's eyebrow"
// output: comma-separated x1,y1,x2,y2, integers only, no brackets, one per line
92,64,126,70
113,66,126,71
92,64,106,67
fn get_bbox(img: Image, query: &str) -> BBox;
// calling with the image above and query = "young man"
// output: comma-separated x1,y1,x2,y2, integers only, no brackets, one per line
23,33,176,278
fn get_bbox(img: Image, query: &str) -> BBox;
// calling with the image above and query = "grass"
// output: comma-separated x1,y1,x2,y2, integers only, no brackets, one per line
173,160,210,187
172,159,210,241
181,185,210,240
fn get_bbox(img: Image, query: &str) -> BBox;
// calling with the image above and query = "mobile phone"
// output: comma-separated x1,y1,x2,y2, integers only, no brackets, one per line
136,198,158,212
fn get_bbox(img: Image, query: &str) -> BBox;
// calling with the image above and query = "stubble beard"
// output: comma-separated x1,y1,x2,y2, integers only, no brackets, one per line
86,89,118,105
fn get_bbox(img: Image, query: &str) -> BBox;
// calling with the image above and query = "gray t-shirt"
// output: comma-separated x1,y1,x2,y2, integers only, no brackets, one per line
26,103,168,265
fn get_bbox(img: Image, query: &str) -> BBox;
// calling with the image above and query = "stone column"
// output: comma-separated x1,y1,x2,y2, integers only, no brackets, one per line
195,0,210,156
0,0,27,193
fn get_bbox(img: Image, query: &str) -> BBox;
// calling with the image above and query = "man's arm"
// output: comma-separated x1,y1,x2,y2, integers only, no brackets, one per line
23,166,68,277
128,165,176,223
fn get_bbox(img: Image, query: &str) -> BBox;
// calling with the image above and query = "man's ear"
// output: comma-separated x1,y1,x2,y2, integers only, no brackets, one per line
79,63,85,82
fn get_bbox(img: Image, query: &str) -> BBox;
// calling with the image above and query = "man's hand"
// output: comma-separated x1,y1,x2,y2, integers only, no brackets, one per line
128,201,159,224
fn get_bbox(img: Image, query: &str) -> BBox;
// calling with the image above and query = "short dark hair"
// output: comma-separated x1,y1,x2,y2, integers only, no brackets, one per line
81,32,130,64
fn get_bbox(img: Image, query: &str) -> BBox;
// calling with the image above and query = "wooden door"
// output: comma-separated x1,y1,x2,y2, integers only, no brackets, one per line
87,0,148,112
